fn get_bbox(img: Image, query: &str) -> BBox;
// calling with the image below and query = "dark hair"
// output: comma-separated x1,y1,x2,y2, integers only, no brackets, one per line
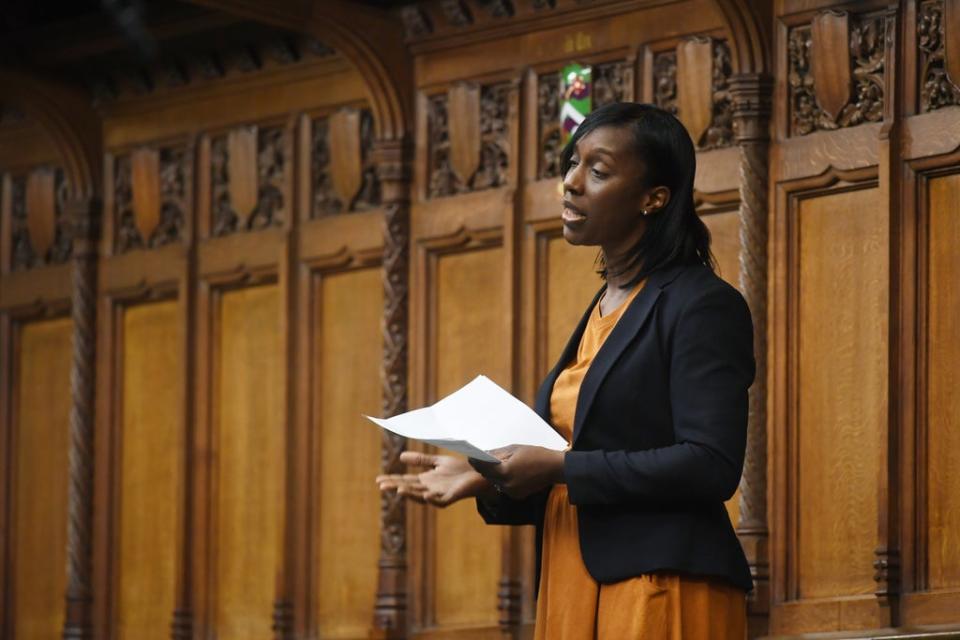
560,102,714,287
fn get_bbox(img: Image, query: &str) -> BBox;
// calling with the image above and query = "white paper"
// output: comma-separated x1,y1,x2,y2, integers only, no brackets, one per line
365,375,568,462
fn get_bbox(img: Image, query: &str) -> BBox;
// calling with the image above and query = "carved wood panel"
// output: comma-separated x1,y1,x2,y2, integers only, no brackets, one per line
113,144,190,254
918,0,960,112
5,167,71,271
310,109,381,217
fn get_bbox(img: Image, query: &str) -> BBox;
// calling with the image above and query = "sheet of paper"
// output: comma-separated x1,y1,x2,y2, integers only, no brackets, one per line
365,375,568,461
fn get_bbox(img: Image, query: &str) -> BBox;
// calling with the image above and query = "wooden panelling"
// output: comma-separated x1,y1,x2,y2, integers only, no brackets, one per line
925,172,960,591
215,285,283,639
12,317,72,639
116,301,180,639
701,208,742,526
432,247,506,628
314,267,382,637
543,234,600,374
795,187,886,601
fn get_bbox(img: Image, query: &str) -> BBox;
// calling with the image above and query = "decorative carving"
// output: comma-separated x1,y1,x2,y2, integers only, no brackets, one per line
210,135,239,237
10,176,35,270
593,60,628,107
730,75,773,616
114,155,144,252
400,5,432,38
249,127,285,230
171,609,192,640
788,13,885,136
653,50,678,116
919,0,960,112
479,0,514,18
474,83,510,191
441,0,472,27
272,598,294,640
498,577,523,631
533,0,556,8
703,40,734,150
538,71,562,179
311,111,380,217
49,168,74,264
63,195,101,640
152,147,187,247
373,139,411,638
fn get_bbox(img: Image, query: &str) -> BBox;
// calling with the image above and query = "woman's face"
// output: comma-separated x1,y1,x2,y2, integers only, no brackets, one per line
561,125,651,251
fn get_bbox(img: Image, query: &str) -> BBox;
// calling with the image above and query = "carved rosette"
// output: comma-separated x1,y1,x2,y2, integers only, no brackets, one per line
63,195,102,640
653,50,679,116
311,110,381,218
372,139,411,638
918,0,960,112
788,12,886,136
428,83,510,197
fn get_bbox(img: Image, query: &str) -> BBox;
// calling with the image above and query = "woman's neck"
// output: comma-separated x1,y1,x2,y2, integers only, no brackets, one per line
602,248,644,290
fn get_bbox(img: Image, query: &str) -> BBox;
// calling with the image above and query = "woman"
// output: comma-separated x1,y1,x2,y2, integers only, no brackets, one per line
378,102,754,638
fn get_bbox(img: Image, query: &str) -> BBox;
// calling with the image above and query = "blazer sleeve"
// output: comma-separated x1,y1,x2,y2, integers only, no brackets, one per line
476,488,549,526
563,285,755,506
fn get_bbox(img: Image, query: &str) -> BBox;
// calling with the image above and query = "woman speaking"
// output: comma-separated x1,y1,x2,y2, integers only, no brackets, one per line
378,102,754,638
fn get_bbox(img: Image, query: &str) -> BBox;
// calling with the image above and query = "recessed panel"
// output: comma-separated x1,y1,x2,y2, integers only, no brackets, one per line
315,268,383,636
13,317,72,639
926,172,960,590
216,285,284,639
433,247,506,627
117,300,181,639
796,187,886,599
545,235,601,374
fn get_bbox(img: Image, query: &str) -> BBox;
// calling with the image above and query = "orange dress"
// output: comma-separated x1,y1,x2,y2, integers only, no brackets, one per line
534,282,746,640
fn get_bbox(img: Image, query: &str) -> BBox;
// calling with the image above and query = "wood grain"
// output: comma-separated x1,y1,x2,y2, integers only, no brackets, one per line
227,127,258,220
13,317,73,639
215,285,283,640
796,187,886,600
676,38,714,145
701,209,742,526
433,248,506,628
25,167,55,258
925,172,960,591
315,267,383,636
130,148,160,242
327,109,363,206
116,300,180,639
544,235,599,376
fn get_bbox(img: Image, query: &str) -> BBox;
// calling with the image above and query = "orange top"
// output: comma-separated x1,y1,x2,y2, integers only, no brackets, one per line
534,280,746,639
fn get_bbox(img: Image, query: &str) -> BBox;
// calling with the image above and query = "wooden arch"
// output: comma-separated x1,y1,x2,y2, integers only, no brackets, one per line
713,0,772,74
0,70,102,200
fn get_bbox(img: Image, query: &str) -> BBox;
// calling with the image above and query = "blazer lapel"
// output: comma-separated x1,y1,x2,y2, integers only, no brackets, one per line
571,264,686,446
534,286,605,420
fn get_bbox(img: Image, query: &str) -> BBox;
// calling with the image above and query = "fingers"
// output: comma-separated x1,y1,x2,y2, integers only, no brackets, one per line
399,451,437,468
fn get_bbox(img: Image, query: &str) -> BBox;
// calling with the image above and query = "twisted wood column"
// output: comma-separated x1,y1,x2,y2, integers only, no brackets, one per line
372,138,411,639
730,73,772,636
62,196,101,640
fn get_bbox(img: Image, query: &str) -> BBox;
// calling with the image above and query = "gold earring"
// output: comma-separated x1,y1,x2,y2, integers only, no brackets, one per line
641,209,648,216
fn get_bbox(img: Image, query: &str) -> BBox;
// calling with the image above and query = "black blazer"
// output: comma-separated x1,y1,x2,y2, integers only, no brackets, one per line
477,261,755,592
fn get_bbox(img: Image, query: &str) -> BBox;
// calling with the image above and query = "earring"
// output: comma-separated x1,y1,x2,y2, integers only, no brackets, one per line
641,209,648,216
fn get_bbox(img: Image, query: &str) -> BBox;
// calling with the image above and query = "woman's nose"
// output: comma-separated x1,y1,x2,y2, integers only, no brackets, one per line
563,165,582,195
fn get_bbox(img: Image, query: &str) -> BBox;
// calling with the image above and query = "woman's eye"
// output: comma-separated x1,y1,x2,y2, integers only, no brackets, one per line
591,168,607,178
569,158,580,167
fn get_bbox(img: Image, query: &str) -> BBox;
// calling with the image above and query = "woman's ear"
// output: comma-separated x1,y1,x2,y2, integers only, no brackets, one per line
641,186,671,215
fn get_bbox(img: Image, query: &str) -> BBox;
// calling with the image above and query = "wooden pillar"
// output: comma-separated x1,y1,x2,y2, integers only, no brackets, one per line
62,196,102,640
372,138,412,639
730,72,773,638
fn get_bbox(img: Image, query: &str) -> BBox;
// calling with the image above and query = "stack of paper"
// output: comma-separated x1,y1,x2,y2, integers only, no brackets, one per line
365,375,568,463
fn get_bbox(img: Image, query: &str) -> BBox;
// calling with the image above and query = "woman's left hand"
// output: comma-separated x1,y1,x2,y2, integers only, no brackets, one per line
471,445,566,499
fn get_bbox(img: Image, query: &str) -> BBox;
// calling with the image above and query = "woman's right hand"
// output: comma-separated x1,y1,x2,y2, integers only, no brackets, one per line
376,451,491,507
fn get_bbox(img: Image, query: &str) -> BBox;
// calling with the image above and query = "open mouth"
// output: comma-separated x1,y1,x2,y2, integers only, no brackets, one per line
562,203,587,224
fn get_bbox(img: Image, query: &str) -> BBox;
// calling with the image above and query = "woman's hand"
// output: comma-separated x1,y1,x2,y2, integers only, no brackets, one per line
471,445,566,499
376,451,491,507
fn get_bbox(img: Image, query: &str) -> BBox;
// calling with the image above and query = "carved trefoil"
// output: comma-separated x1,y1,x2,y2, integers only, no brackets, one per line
311,109,380,218
918,0,960,112
788,10,886,136
210,124,288,236
114,144,188,253
428,82,510,197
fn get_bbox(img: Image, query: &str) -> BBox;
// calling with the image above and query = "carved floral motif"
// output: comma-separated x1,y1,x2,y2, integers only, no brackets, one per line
114,147,187,253
49,168,73,264
537,72,562,179
114,154,143,252
210,135,239,237
428,83,510,197
788,14,885,136
653,50,679,116
249,127,285,230
10,176,34,270
918,0,960,112
593,60,629,107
